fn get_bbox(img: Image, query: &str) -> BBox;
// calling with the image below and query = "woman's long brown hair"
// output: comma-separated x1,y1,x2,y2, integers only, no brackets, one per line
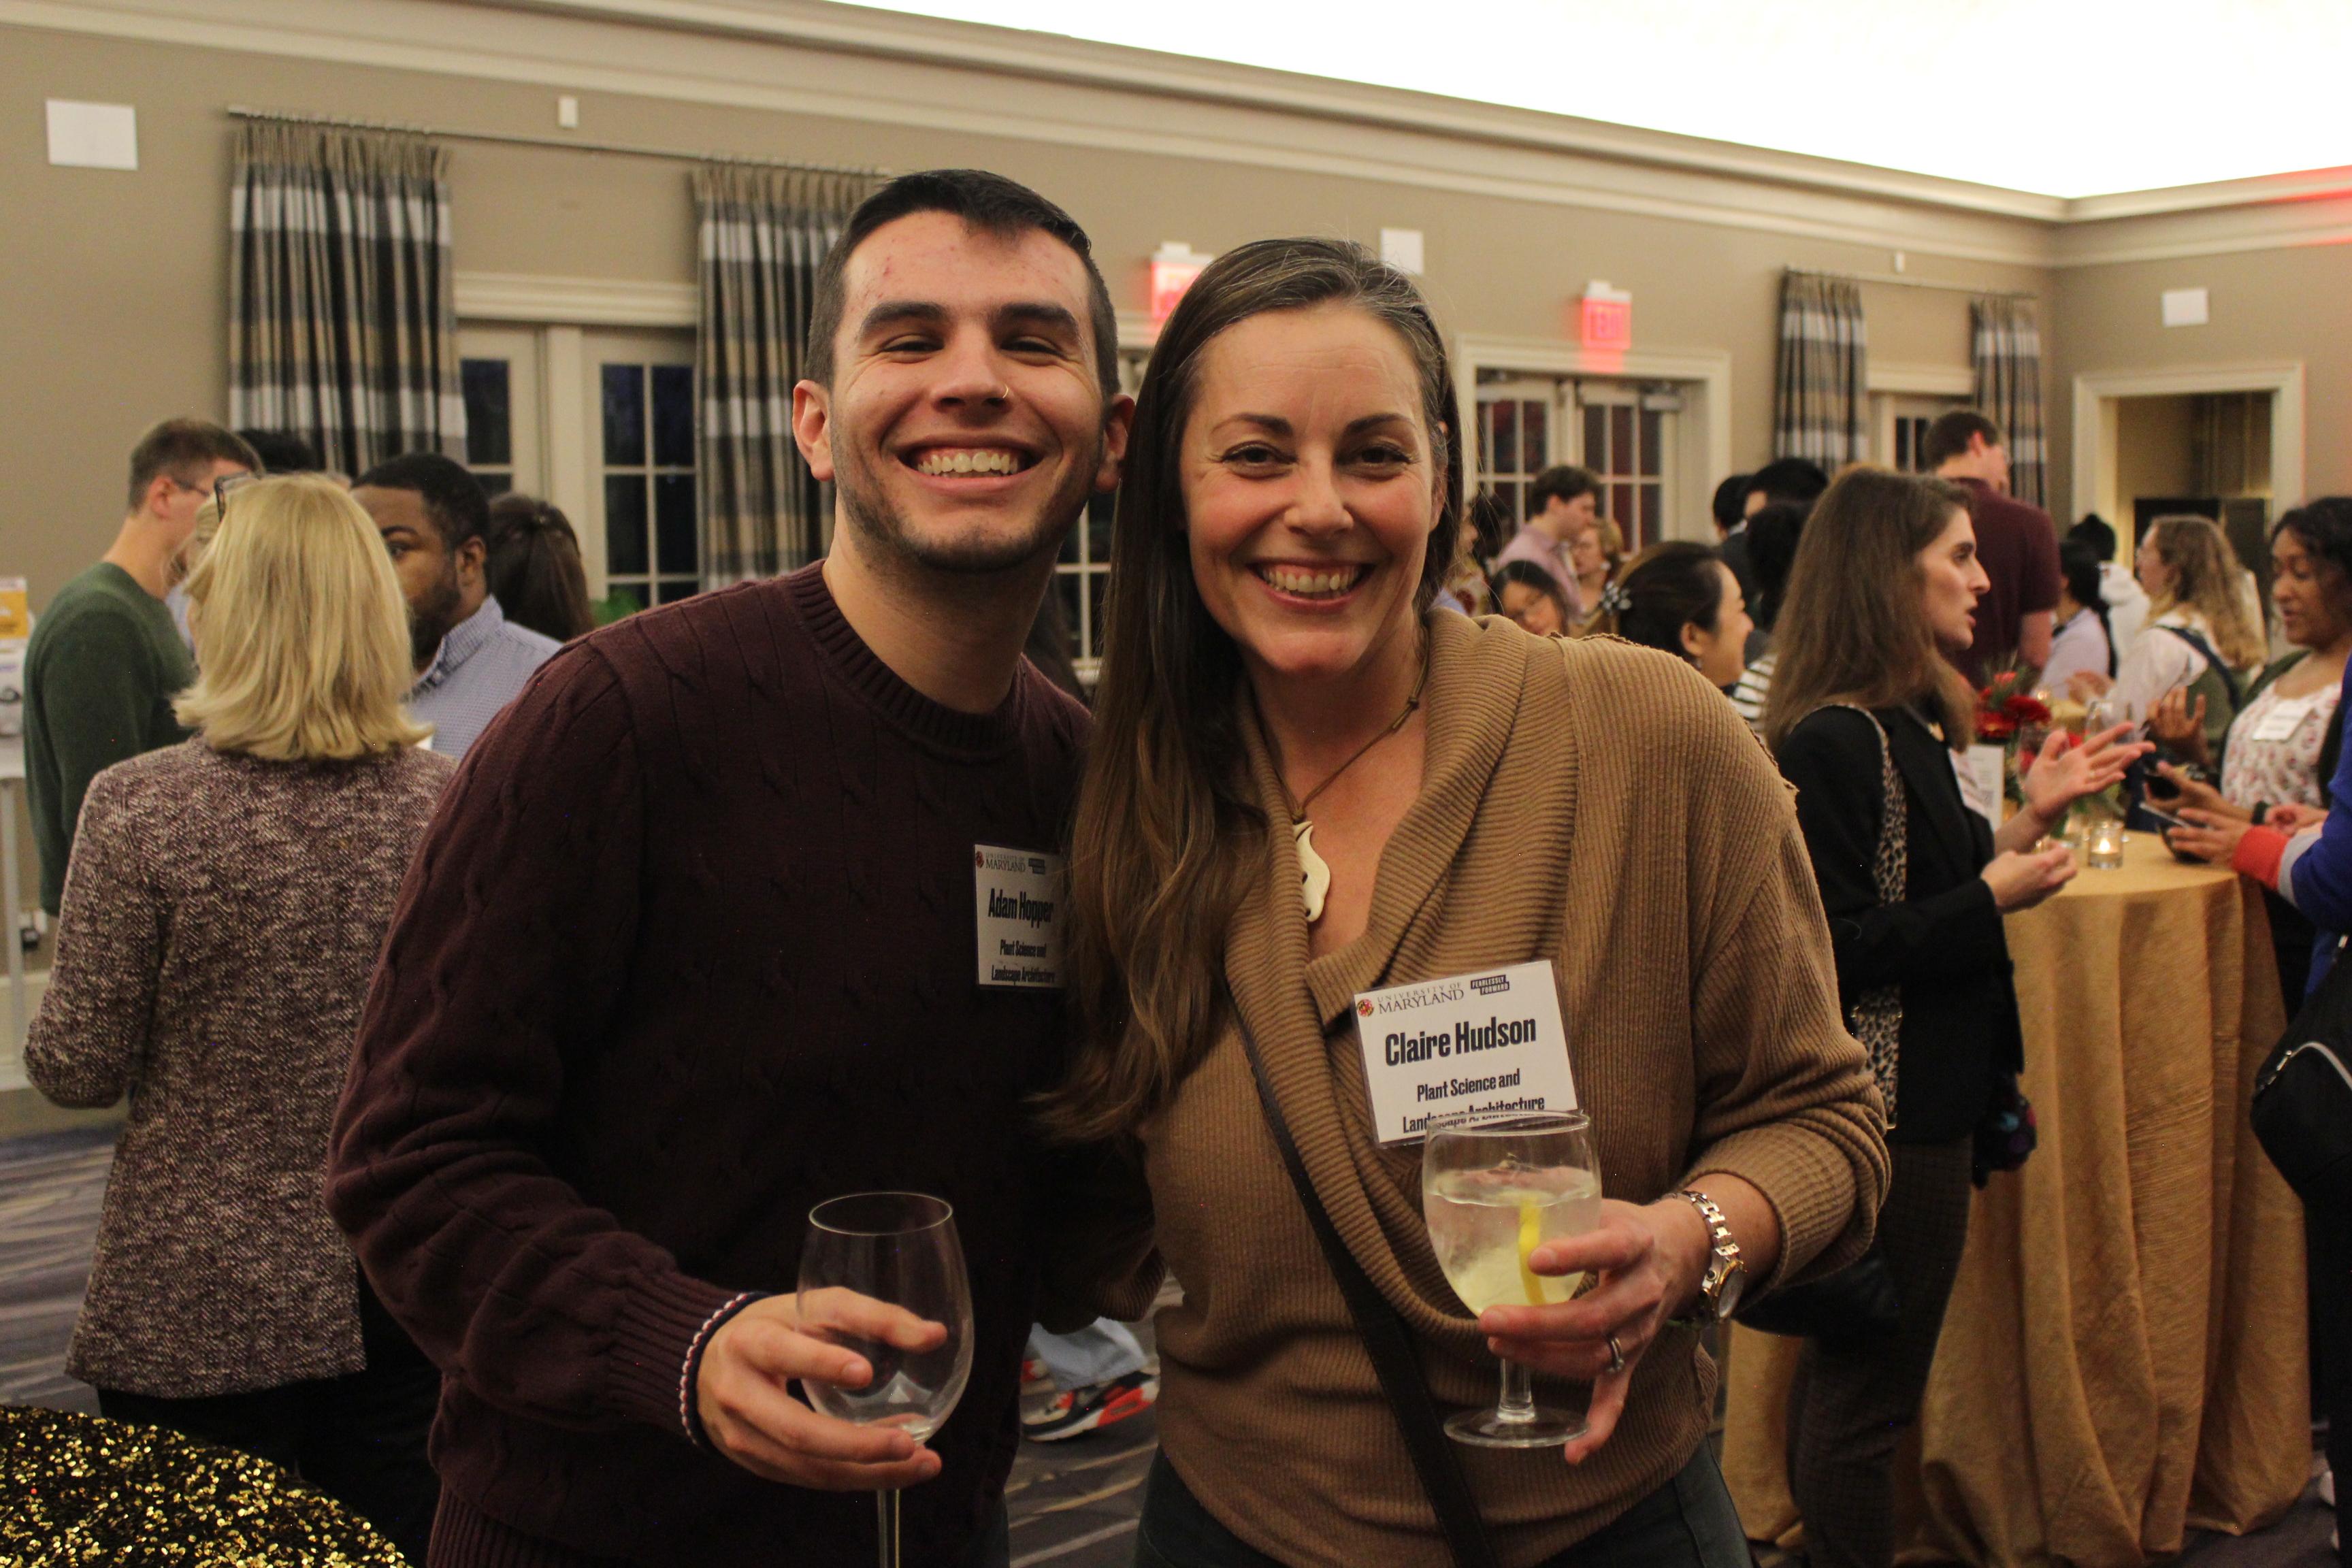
1763,468,1979,754
1043,238,1463,1143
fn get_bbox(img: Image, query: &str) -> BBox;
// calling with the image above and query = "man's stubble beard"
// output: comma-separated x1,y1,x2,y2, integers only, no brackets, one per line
834,431,1100,579
410,562,463,668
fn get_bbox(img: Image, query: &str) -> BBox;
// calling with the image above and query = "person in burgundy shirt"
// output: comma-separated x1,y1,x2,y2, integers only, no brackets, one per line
1927,410,2061,684
327,171,1139,1567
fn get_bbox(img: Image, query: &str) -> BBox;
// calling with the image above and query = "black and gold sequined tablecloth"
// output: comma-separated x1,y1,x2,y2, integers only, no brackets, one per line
0,1405,404,1566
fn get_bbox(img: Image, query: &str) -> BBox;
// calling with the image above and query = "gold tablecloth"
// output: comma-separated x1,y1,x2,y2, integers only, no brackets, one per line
1723,834,2310,1568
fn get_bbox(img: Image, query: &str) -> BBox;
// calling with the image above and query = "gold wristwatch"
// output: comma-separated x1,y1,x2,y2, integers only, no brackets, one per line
1665,1189,1746,1327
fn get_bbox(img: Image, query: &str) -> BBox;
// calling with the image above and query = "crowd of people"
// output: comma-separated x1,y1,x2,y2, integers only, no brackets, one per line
14,165,2346,1568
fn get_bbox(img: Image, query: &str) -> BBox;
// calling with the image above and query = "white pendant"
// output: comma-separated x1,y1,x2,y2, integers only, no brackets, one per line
1294,819,1333,924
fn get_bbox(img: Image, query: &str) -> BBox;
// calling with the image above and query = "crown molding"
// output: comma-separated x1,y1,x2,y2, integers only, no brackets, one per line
455,271,698,325
12,0,2344,270
0,0,2057,267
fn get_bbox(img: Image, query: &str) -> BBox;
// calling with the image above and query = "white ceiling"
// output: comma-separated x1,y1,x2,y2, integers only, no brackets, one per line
855,0,2352,199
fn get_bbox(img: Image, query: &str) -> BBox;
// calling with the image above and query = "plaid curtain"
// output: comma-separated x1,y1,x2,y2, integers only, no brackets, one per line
1773,274,1869,466
228,122,463,475
695,165,875,583
1972,296,2048,509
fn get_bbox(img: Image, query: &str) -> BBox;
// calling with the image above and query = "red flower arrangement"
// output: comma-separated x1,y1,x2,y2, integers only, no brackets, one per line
1974,670,2052,745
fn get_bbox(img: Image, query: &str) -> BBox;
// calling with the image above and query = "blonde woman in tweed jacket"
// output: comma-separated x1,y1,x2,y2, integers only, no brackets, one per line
27,475,455,1563
1049,240,1889,1568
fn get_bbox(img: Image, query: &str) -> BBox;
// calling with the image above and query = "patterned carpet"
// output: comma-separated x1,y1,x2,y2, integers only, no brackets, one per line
0,1120,2329,1568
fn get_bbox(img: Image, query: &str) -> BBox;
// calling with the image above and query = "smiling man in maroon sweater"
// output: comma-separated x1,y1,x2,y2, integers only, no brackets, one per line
328,171,1136,1567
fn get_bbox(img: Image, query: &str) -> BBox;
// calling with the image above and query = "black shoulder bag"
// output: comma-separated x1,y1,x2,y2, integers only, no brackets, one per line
2253,935,2352,1214
1228,996,1501,1568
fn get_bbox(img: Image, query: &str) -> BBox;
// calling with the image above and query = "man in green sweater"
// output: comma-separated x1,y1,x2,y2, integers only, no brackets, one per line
27,419,258,912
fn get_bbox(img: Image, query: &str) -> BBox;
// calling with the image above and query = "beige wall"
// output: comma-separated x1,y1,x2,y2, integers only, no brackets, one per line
2047,245,2352,521
1,21,2048,619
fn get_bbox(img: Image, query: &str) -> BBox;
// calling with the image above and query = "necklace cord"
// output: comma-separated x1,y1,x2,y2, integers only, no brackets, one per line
1256,651,1431,820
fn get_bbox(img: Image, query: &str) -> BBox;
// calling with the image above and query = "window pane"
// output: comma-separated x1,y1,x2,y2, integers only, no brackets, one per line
463,359,512,467
1499,481,1523,529
1610,407,1634,472
1584,406,1605,467
606,475,649,576
1058,519,1081,565
1897,420,1913,471
1490,403,1517,475
1088,569,1111,662
1639,410,1661,477
604,581,649,615
1611,484,1634,530
1523,399,1547,472
655,474,697,576
1476,402,1492,468
1639,485,1661,542
602,364,647,467
1055,572,1085,661
475,470,514,500
656,578,700,604
652,365,695,468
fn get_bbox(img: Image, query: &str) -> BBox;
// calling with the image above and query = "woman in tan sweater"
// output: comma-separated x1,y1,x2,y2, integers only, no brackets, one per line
1053,240,1888,1567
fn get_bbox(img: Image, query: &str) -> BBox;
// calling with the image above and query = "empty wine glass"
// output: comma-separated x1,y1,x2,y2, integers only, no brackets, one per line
1422,1109,1602,1448
798,1192,975,1568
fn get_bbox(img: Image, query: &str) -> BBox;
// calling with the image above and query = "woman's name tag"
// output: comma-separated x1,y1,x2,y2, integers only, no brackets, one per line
974,845,1064,990
2251,695,2321,744
1352,960,1578,1145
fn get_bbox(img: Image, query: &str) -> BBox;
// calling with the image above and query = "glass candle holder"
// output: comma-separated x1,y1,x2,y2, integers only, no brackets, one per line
2086,817,2126,870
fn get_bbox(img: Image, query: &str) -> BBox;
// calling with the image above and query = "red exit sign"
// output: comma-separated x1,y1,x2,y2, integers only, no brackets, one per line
1580,282,1632,353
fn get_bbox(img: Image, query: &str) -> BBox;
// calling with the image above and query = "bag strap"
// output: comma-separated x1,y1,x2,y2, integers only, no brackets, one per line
1226,992,1501,1568
2153,622,2244,710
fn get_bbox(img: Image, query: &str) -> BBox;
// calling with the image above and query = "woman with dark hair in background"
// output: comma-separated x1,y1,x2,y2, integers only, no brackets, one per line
1054,236,1885,1567
1729,500,1809,729
1492,558,1568,637
1766,468,2144,1568
485,493,596,643
1595,540,1752,691
2155,499,2352,1004
2041,538,2116,696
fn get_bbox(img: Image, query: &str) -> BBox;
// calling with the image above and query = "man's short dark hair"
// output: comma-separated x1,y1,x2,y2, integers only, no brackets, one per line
1746,500,1811,630
1921,410,2004,471
1528,466,1599,514
236,428,323,474
354,453,491,552
806,169,1120,395
1712,473,1752,533
2068,514,2118,562
127,419,261,512
1745,457,1829,508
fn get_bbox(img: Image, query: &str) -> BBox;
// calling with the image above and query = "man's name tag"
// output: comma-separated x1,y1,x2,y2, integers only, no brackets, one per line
975,845,1064,990
1353,960,1579,1145
2251,696,2321,744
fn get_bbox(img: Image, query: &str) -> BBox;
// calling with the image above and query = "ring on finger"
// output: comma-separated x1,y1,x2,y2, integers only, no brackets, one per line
1605,1334,1627,1375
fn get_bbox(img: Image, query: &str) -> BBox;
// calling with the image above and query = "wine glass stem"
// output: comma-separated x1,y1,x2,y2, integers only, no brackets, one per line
877,1487,900,1568
1497,1358,1537,1425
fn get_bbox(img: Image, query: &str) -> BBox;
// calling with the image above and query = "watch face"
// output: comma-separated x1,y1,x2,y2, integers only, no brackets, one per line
1715,1267,1746,1321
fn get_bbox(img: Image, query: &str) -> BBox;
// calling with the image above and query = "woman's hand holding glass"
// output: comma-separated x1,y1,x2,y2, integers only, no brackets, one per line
694,1292,949,1489
1475,1196,1710,1465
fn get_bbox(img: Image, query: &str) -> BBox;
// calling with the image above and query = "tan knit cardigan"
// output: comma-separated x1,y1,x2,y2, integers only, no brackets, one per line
1134,610,1887,1567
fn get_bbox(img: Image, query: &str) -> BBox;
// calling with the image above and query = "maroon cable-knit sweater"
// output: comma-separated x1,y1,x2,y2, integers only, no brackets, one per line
327,565,1098,1567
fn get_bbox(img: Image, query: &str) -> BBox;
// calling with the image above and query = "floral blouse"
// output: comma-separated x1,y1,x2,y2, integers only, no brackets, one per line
2223,666,2341,811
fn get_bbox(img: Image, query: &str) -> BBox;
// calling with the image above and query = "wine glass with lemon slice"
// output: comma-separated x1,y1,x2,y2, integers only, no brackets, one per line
1422,1109,1602,1447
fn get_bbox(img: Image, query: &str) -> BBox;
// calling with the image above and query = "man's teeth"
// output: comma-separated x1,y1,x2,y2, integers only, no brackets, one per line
1259,566,1360,596
914,449,1022,476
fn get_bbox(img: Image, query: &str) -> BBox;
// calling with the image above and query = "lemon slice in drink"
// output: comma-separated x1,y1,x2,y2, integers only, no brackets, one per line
1517,1200,1546,1305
